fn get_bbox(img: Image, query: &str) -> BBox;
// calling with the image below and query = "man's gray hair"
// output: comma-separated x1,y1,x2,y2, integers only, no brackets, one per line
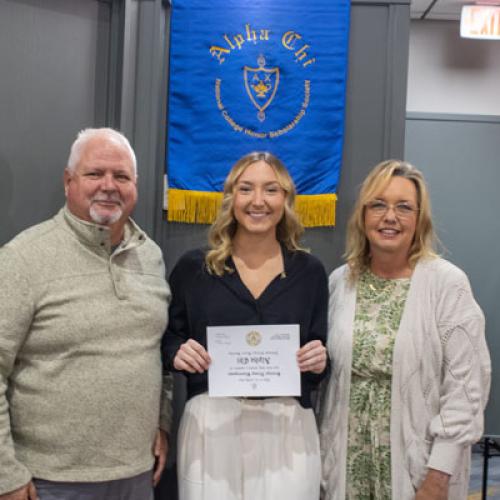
66,128,137,176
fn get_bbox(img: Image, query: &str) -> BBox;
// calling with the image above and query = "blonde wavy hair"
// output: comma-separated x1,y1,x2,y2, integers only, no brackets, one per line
205,152,305,276
345,159,437,282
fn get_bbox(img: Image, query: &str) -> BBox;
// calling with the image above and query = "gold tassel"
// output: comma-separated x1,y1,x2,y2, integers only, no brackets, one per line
166,189,337,227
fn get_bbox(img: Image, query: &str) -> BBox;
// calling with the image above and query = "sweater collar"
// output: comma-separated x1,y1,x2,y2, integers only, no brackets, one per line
57,205,146,254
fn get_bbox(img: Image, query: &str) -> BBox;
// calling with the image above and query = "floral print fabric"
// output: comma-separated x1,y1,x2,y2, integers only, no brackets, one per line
346,270,410,500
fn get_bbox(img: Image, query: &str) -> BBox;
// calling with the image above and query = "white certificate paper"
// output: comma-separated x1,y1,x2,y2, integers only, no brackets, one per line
207,324,300,398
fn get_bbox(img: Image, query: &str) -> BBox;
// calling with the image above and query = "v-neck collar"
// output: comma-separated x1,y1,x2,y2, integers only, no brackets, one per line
219,244,292,303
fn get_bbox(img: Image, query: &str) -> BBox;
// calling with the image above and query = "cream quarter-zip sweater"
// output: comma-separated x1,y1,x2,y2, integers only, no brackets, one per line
318,258,491,500
0,207,171,495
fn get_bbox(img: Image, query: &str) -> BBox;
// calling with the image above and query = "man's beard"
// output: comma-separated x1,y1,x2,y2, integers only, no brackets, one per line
89,194,123,225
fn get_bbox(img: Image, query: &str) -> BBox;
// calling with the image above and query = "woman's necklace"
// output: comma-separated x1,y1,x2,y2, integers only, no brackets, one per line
366,269,410,292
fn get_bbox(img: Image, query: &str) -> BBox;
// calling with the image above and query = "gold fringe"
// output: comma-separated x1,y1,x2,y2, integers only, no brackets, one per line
296,193,337,227
167,189,223,224
166,189,337,227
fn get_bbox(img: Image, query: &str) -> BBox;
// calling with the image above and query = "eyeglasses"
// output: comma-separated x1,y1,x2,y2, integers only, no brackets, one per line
365,200,418,218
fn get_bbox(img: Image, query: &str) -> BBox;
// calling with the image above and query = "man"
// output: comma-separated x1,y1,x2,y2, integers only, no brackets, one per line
0,128,172,500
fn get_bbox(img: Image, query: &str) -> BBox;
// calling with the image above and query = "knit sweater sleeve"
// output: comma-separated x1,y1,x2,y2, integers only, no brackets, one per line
427,265,491,476
0,247,34,494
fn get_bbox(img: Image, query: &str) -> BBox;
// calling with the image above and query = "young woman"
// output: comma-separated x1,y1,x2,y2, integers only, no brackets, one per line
163,152,328,500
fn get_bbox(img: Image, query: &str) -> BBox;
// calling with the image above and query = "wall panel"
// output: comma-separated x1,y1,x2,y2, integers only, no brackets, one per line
0,0,108,244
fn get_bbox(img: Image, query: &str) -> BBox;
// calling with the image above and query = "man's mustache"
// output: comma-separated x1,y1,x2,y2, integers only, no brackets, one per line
91,194,123,207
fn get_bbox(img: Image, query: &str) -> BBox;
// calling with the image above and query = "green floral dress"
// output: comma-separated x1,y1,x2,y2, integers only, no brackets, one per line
345,270,411,500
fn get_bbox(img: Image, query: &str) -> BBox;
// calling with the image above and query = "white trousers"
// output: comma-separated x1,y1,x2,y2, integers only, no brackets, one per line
177,393,321,500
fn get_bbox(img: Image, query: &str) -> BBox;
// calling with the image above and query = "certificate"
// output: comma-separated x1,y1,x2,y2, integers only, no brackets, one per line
207,324,300,398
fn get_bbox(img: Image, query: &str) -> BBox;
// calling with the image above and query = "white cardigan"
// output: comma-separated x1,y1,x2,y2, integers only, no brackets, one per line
318,258,491,500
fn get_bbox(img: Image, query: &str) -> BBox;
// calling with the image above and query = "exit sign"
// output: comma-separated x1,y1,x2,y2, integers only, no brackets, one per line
461,5,500,39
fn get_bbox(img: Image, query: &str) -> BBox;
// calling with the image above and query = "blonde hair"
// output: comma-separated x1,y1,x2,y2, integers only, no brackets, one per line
205,152,305,276
345,159,437,281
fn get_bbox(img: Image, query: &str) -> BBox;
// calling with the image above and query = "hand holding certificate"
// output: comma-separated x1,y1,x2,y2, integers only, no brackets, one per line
207,324,300,398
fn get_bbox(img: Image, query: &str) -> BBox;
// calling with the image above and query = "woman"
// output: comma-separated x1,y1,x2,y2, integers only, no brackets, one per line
163,152,328,500
318,160,491,500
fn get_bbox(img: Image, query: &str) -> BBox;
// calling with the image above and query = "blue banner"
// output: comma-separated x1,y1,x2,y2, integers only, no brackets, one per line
166,0,350,226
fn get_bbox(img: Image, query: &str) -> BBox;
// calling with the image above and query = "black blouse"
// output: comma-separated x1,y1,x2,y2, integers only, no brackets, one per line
162,247,328,408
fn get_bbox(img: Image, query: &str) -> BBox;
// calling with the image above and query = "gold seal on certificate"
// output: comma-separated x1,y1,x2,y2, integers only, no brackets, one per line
245,330,262,346
206,324,300,398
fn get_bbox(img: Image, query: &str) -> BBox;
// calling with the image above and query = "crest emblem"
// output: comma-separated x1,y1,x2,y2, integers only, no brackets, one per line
244,54,280,122
246,330,262,347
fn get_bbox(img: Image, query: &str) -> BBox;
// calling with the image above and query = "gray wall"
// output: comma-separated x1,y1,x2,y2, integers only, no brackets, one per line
0,0,411,495
0,0,164,246
405,113,500,436
0,0,102,243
